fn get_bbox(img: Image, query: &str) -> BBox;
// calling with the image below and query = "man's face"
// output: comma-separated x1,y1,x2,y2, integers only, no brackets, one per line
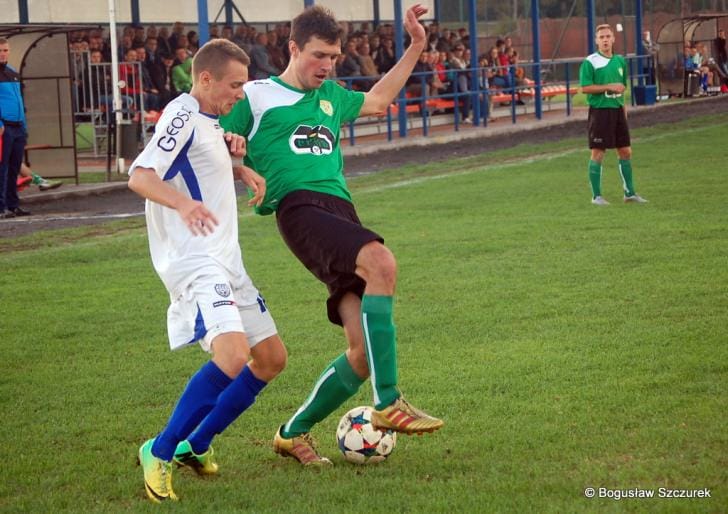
204,60,247,116
596,28,615,53
136,48,146,61
147,39,157,52
90,51,102,64
175,48,188,61
0,43,9,64
291,36,340,90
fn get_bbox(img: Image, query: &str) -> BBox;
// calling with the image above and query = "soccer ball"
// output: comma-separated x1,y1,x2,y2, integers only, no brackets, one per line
336,406,397,464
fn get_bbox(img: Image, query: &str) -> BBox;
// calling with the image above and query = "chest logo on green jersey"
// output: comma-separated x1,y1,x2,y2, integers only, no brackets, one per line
289,125,335,156
320,100,334,116
618,68,623,76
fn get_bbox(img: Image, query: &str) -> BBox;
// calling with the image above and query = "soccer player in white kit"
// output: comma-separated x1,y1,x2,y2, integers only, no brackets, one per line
128,39,287,503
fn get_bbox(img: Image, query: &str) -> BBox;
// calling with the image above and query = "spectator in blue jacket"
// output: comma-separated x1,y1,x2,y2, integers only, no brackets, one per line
0,37,31,218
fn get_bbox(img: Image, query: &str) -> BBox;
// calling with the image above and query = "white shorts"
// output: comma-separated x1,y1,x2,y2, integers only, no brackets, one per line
166,271,277,353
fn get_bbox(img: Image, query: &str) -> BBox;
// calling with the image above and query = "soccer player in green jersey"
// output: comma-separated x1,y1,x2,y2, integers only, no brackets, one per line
221,4,443,466
579,24,648,205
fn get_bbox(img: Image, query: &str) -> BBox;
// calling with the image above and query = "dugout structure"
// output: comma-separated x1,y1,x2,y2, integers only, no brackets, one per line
655,14,728,97
0,25,99,182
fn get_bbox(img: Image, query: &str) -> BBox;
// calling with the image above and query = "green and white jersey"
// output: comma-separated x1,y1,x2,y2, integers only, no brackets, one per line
579,52,628,109
221,77,365,215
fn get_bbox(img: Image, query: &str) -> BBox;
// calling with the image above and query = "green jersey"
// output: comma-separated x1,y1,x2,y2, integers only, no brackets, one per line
579,52,627,109
221,77,365,215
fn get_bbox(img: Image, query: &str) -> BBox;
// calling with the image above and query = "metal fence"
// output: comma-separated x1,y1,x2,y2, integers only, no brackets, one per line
70,50,153,157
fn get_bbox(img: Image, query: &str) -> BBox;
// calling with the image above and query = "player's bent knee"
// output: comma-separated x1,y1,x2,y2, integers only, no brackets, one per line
617,147,632,160
211,332,251,378
356,242,397,289
250,335,288,381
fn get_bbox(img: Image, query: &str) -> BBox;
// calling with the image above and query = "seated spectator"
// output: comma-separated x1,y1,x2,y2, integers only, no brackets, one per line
134,45,161,111
374,37,396,73
249,32,280,80
171,46,192,94
433,50,450,92
168,21,185,50
83,49,134,113
510,50,527,86
692,44,710,93
266,31,287,73
339,38,373,90
406,50,434,102
232,25,250,53
357,41,379,82
447,44,471,122
487,46,512,89
187,31,200,54
157,26,172,56
119,47,142,100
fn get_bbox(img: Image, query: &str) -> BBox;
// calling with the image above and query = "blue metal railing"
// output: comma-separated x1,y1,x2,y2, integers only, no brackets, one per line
334,55,653,145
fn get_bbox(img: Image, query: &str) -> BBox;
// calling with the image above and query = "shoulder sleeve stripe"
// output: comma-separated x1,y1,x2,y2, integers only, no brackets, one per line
162,130,203,201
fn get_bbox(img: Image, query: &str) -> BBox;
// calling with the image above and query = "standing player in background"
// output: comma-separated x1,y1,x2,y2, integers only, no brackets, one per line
128,39,287,502
580,24,648,205
0,37,32,218
221,3,443,467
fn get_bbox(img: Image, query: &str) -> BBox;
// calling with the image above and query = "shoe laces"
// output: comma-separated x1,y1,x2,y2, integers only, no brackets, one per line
299,433,319,450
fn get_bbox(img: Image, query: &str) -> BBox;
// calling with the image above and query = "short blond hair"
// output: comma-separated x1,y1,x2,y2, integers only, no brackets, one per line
192,39,250,80
595,24,613,34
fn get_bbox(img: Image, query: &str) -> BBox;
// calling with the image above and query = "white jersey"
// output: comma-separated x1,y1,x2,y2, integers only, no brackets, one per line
129,94,252,301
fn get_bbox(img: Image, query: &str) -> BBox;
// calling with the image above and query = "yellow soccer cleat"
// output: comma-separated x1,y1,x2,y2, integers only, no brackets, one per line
173,440,219,476
273,427,332,467
371,397,444,435
137,438,178,503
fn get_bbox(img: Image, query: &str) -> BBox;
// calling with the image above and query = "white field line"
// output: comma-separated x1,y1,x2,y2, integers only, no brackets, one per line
353,122,725,195
2,120,723,225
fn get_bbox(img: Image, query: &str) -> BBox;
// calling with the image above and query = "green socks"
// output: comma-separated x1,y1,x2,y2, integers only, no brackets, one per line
361,295,399,410
281,353,364,437
618,159,636,197
281,295,401,436
588,160,602,198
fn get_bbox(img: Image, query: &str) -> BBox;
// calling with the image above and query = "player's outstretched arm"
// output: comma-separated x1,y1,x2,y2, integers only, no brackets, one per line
129,167,219,236
233,164,266,207
359,4,428,116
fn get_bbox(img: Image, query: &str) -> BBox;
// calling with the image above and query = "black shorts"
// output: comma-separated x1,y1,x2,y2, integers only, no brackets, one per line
276,190,383,326
588,106,631,149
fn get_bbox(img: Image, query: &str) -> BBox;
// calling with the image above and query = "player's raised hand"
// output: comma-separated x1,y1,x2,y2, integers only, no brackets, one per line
235,164,267,207
178,197,219,236
404,4,428,46
224,132,246,158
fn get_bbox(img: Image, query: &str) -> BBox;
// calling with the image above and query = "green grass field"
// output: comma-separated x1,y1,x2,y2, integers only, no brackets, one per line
1,113,726,513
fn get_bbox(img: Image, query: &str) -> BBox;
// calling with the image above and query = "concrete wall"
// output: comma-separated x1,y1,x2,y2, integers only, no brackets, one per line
0,0,435,24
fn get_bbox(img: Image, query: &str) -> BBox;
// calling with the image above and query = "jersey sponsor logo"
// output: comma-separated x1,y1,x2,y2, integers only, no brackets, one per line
215,283,232,297
604,91,623,98
319,100,334,116
157,106,192,152
618,68,623,76
213,300,235,308
289,125,335,155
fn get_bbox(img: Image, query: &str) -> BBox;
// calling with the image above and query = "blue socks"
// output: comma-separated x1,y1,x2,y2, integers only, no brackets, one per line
187,365,267,454
152,361,232,461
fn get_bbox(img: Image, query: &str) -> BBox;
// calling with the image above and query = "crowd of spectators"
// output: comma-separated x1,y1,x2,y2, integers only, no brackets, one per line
68,20,531,120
